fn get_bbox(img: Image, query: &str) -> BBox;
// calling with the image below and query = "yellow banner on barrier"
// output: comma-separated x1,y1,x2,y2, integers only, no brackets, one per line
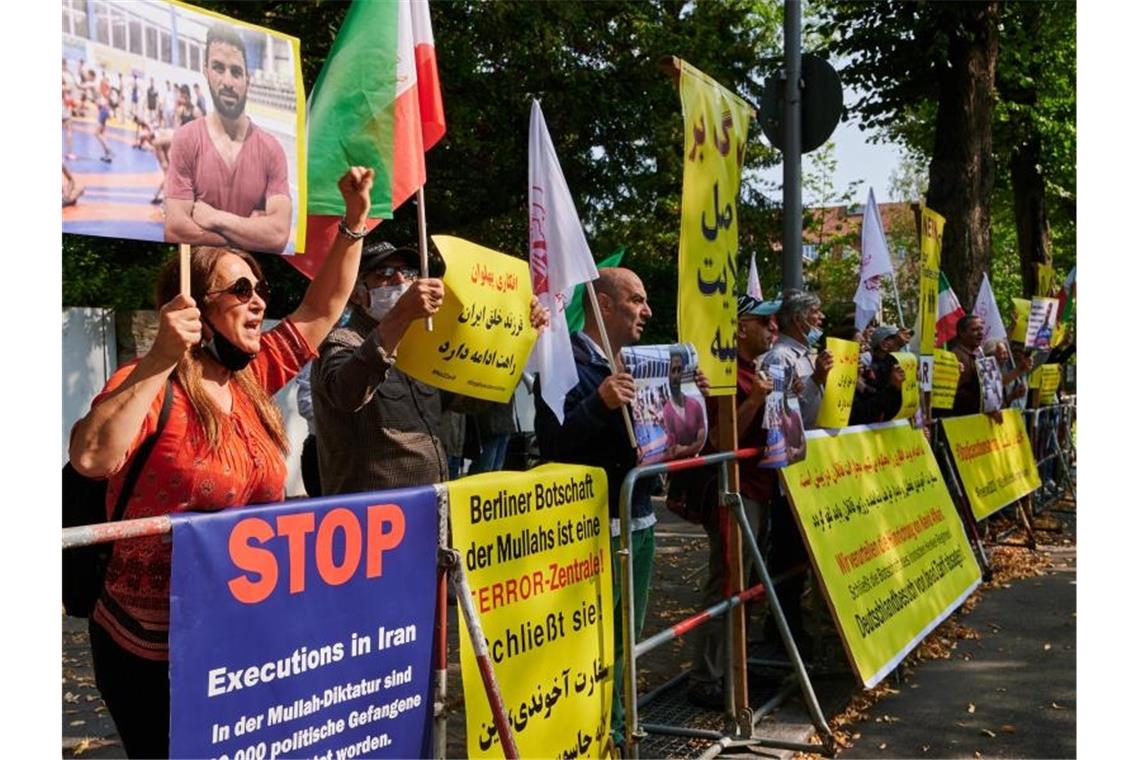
918,207,945,356
449,464,613,758
940,410,1042,521
781,422,981,687
817,338,861,429
396,235,537,402
677,60,752,396
931,349,960,410
891,352,919,420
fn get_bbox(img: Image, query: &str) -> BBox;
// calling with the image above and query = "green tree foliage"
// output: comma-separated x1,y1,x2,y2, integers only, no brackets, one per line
813,1,1075,325
63,0,788,348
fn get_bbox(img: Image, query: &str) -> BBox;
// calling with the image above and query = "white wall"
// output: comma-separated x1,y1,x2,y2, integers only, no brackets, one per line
62,308,117,465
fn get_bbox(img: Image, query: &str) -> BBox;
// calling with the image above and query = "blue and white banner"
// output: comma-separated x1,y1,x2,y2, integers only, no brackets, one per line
169,487,438,759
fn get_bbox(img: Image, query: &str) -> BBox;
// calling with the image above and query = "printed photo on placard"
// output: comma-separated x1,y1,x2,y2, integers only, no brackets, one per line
621,343,708,464
977,355,1004,413
62,0,306,254
755,363,806,468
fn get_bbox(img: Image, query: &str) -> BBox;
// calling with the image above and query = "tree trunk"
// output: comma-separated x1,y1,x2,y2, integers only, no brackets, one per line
924,2,999,311
1011,131,1052,298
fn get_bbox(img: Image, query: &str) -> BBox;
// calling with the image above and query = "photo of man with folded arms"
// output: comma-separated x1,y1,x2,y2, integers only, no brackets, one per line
163,23,292,253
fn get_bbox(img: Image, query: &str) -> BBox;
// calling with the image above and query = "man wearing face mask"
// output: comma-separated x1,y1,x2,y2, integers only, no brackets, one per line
755,289,833,661
310,241,449,494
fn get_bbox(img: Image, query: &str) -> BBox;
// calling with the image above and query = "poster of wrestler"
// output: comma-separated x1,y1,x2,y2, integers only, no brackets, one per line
755,364,807,469
620,343,708,465
977,355,1004,414
62,0,305,254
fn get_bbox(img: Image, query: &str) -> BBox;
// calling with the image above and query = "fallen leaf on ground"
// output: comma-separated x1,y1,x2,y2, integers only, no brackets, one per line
967,703,976,714
1051,702,1066,710
69,720,86,726
1001,725,1016,734
980,729,996,738
879,743,887,750
1043,643,1052,651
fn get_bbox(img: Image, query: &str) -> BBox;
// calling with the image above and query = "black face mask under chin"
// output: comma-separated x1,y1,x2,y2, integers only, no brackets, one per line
201,319,256,372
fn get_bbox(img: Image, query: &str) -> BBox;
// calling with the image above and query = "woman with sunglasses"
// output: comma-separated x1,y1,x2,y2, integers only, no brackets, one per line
68,167,375,758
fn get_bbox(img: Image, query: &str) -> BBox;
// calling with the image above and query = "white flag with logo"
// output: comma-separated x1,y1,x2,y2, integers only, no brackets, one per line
972,272,1007,344
526,100,599,422
853,187,895,330
747,252,763,300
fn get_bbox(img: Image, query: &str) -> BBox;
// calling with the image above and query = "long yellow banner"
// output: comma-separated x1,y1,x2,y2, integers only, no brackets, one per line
449,464,613,758
677,60,752,396
396,235,537,402
781,422,981,687
816,337,860,429
918,208,945,357
940,410,1041,521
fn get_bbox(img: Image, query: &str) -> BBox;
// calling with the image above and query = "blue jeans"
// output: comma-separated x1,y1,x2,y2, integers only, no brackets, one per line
469,433,510,474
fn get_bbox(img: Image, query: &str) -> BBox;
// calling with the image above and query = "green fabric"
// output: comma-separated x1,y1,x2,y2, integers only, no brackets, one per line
610,524,655,744
565,247,625,332
307,0,398,218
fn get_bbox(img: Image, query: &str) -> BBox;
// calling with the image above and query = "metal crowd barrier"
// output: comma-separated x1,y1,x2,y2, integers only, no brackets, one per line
61,484,522,760
615,449,837,759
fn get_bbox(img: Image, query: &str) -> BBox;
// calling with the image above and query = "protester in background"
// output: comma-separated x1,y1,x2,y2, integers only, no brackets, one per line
441,410,467,480
755,289,832,659
686,295,779,709
467,399,517,474
68,167,375,758
294,362,321,497
534,267,654,749
859,325,907,423
942,314,985,417
312,243,548,495
983,338,1031,410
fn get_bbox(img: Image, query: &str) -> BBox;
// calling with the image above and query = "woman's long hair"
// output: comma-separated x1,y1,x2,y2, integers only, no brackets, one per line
155,247,289,454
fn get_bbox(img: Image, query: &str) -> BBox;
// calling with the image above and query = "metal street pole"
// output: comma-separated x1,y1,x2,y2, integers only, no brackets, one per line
782,0,803,292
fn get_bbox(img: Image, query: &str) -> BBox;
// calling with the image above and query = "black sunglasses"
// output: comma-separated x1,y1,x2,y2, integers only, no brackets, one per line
372,265,420,280
206,276,269,303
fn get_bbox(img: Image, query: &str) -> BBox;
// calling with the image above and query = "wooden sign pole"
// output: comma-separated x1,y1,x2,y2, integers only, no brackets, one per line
179,244,191,298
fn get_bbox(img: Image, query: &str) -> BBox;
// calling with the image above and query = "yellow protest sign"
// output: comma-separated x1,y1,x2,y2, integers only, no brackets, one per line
449,465,613,757
396,236,537,402
931,349,960,410
817,338,860,429
940,410,1042,521
1051,321,1067,348
1009,298,1031,343
1035,263,1056,297
677,60,752,395
780,422,981,687
1035,363,1062,402
918,207,945,356
891,352,919,420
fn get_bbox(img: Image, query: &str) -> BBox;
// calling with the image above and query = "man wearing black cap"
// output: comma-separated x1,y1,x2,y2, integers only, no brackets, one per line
687,294,781,708
310,241,448,494
860,324,907,422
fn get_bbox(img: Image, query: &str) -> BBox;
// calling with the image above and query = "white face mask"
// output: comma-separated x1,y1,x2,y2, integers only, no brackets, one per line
365,282,410,321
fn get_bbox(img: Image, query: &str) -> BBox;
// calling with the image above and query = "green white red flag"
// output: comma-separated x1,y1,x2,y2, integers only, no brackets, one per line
290,0,445,278
934,271,966,347
1056,265,1076,322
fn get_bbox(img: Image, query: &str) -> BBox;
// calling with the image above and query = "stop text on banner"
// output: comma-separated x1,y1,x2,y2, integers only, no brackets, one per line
168,487,438,759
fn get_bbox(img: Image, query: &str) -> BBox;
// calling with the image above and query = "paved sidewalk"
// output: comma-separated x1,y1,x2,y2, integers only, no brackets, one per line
835,542,1076,759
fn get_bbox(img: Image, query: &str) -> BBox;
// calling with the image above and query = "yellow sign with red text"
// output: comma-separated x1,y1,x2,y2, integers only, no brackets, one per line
781,422,981,687
940,410,1041,521
449,465,613,758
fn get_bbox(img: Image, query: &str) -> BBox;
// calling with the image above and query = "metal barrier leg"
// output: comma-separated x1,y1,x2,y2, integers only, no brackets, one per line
440,549,520,759
725,492,837,755
432,487,451,759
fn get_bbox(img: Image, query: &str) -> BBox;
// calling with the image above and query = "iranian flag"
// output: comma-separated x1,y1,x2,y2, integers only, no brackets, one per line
290,0,445,279
1056,265,1076,322
934,271,966,347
